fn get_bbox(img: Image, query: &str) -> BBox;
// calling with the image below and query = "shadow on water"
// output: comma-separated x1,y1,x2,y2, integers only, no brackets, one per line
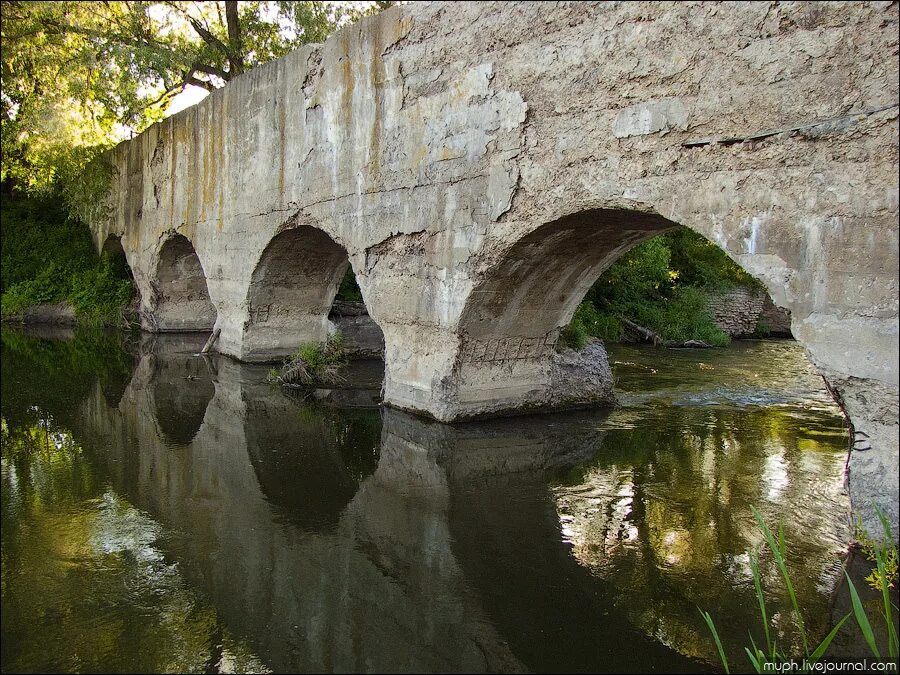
1,328,853,673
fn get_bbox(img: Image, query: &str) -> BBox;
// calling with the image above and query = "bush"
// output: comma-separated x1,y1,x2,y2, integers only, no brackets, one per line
561,302,622,349
68,260,134,326
1,265,66,314
0,192,133,325
564,228,754,347
630,286,730,347
273,333,348,386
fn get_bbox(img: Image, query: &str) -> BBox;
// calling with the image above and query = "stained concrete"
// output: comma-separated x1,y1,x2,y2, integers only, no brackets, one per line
91,2,899,536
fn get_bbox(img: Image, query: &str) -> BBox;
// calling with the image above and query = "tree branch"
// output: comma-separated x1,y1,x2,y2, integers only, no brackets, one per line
225,0,244,75
185,76,217,92
191,62,229,81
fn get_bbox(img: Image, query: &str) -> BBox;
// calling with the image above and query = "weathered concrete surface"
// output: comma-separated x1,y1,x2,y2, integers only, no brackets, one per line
93,2,899,534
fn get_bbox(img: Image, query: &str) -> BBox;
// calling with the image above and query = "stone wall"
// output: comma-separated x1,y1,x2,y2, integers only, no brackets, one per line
707,286,766,337
707,286,793,338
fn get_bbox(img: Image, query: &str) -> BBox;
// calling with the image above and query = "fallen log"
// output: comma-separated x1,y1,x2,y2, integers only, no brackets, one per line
620,317,663,345
200,328,221,354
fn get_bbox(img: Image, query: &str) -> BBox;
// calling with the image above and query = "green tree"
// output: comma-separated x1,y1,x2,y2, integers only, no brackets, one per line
1,1,391,192
562,229,765,348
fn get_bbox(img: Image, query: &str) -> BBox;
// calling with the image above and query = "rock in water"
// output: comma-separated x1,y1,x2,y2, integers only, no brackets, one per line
547,339,617,408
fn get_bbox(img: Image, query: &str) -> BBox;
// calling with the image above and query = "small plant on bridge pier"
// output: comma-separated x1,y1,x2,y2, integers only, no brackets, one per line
271,333,348,387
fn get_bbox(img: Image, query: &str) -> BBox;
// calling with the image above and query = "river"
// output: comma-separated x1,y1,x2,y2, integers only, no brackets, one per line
1,328,860,672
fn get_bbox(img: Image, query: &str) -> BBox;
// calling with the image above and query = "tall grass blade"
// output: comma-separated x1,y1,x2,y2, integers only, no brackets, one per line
809,613,850,661
747,634,767,673
750,553,773,657
744,647,762,673
751,506,809,655
700,609,730,674
874,505,899,659
846,572,880,657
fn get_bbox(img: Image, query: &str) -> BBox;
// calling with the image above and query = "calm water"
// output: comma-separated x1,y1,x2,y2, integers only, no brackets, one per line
1,328,855,673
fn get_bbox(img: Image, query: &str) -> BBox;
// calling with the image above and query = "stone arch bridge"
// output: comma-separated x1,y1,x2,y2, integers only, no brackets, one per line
92,2,899,533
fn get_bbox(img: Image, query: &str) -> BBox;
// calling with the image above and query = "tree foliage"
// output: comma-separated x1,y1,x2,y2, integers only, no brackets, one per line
1,0,390,191
563,228,764,348
0,193,133,325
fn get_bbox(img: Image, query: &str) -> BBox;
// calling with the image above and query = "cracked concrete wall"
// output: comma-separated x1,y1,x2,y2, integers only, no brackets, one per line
93,2,898,535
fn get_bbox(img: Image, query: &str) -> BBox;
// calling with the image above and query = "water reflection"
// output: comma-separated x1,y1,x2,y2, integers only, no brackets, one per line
553,343,851,663
1,329,850,673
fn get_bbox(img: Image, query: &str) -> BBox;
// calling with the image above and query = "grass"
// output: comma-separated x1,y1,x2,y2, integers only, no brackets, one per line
270,332,348,386
701,505,899,672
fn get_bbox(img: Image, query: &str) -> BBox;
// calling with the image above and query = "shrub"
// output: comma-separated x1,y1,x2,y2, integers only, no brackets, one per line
564,228,763,347
856,518,899,593
629,286,730,347
68,260,134,326
274,332,348,386
0,192,133,325
561,301,622,349
754,319,772,338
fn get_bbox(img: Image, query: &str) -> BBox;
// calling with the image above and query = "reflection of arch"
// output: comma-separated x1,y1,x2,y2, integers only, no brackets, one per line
152,233,216,331
100,369,134,410
245,400,380,532
150,341,215,447
243,225,378,361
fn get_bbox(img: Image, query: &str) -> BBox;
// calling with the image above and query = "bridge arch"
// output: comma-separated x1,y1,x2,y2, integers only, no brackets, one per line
448,206,811,422
459,208,679,342
149,233,217,332
240,224,382,362
101,234,135,281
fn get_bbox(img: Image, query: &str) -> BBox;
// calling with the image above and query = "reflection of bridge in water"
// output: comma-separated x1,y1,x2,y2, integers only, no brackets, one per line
1,328,854,670
67,334,704,673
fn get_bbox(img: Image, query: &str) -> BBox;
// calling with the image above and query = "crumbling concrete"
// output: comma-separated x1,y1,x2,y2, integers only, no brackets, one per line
92,1,899,536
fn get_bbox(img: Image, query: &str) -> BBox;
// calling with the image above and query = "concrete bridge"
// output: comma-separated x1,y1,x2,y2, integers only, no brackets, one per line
92,2,899,534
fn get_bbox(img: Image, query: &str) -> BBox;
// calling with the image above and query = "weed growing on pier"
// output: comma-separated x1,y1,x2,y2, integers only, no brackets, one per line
271,333,348,387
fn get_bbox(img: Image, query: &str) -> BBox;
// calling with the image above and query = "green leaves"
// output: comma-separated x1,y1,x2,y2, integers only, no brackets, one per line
846,573,879,657
2,1,386,193
751,505,810,656
0,192,134,325
700,609,730,674
573,229,735,346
